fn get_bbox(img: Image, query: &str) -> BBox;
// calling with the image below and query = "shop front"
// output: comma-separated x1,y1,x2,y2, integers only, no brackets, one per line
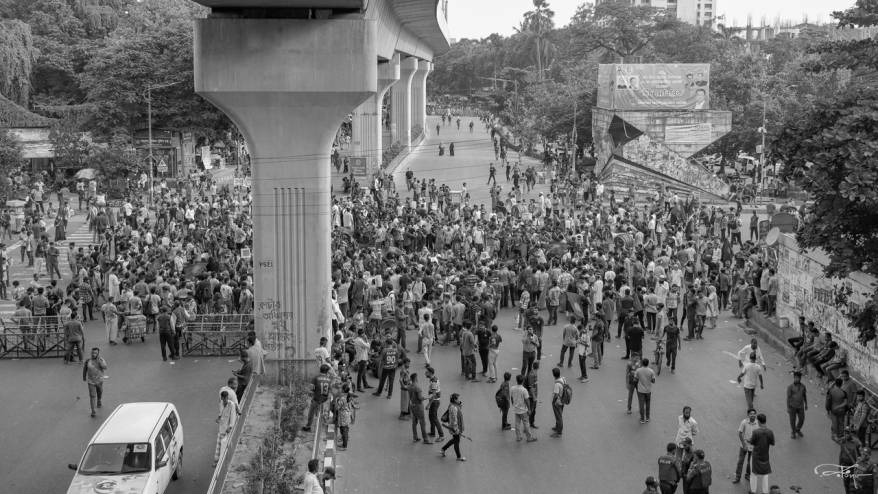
133,129,182,179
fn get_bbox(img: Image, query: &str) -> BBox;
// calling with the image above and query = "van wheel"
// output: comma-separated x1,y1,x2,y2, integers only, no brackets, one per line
172,451,182,480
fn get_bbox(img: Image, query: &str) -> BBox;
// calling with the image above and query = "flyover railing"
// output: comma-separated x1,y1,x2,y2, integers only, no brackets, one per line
206,375,260,494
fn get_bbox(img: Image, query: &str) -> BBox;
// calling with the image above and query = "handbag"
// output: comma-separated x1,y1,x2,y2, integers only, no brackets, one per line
440,407,450,424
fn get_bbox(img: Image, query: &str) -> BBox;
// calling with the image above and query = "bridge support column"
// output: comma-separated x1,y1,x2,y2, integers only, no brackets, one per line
410,60,432,138
195,18,376,361
390,56,418,148
351,54,400,179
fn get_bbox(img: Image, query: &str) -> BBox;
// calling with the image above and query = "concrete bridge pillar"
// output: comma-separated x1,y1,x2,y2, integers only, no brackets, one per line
351,54,400,179
194,18,376,361
410,60,432,138
390,56,418,148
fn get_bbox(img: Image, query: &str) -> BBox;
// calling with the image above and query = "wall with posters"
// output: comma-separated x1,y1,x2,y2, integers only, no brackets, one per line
774,232,878,387
597,63,710,111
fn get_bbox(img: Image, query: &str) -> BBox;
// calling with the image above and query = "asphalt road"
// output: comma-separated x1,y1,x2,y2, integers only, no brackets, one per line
336,118,838,494
0,322,237,494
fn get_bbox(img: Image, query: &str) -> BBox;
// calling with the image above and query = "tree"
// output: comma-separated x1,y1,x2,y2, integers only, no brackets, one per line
0,19,35,106
0,129,22,199
49,117,93,169
517,0,555,81
774,0,878,344
78,0,230,140
570,1,675,62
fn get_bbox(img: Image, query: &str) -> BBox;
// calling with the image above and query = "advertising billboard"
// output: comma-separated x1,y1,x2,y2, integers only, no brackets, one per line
598,64,710,110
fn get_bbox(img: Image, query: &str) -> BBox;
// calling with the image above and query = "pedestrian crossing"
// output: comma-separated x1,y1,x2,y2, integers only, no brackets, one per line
0,222,95,314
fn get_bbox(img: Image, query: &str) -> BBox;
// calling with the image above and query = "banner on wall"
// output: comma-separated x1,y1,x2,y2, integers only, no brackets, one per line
598,64,710,110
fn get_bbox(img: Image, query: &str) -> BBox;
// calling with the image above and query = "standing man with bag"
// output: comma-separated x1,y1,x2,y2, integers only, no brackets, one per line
551,367,570,438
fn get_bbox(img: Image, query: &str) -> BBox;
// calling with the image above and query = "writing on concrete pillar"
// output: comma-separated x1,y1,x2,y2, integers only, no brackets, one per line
257,299,296,357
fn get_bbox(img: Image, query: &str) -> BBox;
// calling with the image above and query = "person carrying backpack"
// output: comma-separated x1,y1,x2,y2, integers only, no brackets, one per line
551,367,572,438
495,371,511,431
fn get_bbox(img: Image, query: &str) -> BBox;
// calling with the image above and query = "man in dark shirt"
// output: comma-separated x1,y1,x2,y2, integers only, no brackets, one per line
658,442,682,494
408,373,431,443
63,317,85,363
663,320,681,373
786,371,808,439
627,323,645,358
302,364,331,432
156,306,175,361
233,349,253,402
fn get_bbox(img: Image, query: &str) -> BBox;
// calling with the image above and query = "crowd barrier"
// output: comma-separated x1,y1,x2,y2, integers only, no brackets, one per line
181,314,254,357
0,316,68,359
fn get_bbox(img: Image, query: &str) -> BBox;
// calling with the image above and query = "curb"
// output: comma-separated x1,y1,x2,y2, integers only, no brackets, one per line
323,423,336,491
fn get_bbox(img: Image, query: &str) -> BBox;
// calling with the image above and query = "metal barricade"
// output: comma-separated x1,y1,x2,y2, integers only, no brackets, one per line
0,316,69,359
181,314,253,357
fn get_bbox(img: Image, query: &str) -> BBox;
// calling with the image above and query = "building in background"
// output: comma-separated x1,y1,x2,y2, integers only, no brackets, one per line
0,94,56,173
595,0,714,27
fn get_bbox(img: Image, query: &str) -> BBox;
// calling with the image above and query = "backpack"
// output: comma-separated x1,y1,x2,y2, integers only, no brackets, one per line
559,379,573,405
495,386,508,409
628,365,638,386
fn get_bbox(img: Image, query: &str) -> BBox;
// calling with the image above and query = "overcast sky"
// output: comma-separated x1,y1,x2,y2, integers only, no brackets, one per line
447,0,855,40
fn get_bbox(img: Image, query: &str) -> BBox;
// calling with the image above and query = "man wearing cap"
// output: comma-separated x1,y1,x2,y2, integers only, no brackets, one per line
643,476,660,494
786,370,808,439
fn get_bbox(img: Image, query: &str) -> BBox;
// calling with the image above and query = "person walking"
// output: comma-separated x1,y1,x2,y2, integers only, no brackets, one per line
626,352,641,415
732,408,757,484
215,390,237,466
737,352,764,410
787,370,808,439
662,319,681,373
635,357,656,424
487,163,497,186
496,371,512,431
748,413,775,494
558,317,578,368
675,406,699,456
486,325,502,383
419,313,435,365
426,366,444,442
157,306,176,361
408,373,431,444
63,315,85,364
460,323,479,382
525,361,539,429
82,347,107,418
510,374,536,442
521,327,539,376
302,364,332,432
439,393,466,461
658,443,683,494
685,449,712,494
101,299,120,345
551,367,567,437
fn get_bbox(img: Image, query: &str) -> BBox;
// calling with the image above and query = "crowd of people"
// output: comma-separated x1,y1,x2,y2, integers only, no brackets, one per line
292,112,878,494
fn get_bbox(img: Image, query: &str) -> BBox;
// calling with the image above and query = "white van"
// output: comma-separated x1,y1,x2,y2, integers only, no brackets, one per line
67,402,184,494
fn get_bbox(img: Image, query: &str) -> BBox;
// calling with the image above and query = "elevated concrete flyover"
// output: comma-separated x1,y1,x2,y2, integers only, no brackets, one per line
192,0,448,365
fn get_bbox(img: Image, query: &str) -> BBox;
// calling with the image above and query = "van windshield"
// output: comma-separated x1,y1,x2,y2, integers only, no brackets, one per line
79,443,152,475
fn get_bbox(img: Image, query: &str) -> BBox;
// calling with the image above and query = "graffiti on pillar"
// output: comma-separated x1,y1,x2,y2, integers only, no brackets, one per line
257,299,296,357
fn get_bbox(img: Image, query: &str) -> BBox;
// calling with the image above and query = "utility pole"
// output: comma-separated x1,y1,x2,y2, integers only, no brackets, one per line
145,80,183,208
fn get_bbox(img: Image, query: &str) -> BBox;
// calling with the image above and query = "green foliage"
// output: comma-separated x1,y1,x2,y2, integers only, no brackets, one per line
774,0,878,344
0,129,22,199
49,117,93,169
0,19,35,106
570,0,677,61
382,142,403,168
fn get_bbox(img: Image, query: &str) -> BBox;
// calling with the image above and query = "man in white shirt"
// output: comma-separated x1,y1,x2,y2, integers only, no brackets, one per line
303,459,324,494
313,337,330,366
737,338,766,369
674,406,699,454
215,391,237,464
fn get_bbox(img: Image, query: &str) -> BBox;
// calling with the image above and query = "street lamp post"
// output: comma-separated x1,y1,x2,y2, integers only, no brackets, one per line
145,80,183,207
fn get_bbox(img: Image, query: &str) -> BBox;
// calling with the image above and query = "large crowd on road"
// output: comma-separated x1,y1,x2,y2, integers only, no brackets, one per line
297,112,876,494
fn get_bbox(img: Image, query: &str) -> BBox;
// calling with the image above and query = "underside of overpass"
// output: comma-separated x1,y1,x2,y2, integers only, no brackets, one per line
191,0,449,363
